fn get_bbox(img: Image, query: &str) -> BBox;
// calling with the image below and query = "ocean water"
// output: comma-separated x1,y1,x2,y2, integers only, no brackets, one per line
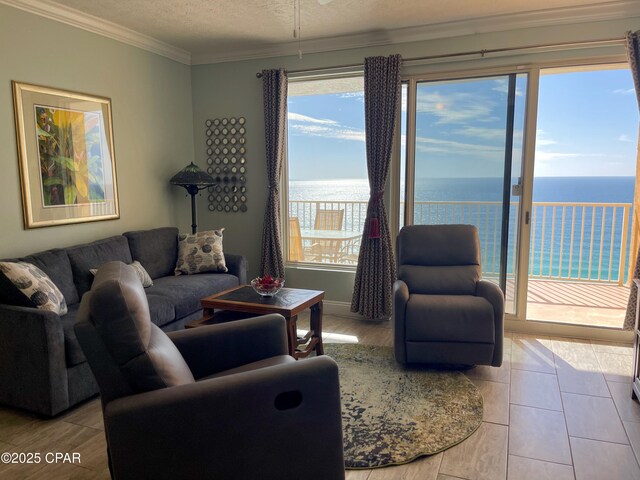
289,176,635,281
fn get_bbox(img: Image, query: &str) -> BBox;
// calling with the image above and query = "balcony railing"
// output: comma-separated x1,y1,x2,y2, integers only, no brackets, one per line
288,200,632,285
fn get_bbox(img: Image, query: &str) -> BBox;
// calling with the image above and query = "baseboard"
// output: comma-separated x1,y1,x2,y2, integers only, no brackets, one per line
323,300,360,319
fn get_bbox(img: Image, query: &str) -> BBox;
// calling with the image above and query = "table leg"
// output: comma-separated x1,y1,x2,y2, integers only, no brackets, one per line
285,315,298,358
310,300,324,356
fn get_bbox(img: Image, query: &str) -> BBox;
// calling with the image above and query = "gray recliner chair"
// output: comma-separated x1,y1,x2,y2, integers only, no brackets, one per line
393,224,504,367
74,261,345,480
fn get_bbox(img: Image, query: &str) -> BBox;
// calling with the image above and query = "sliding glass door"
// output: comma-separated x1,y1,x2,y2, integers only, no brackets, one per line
402,73,528,314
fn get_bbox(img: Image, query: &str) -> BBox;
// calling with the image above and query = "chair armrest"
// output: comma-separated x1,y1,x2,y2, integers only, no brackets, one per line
476,279,505,367
104,356,345,480
223,252,247,284
392,280,410,364
166,314,289,378
0,304,68,416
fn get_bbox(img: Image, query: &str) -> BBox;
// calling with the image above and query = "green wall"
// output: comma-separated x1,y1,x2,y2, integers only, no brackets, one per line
191,17,640,305
0,4,194,258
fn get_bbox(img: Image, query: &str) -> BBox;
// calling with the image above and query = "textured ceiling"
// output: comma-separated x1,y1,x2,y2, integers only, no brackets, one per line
35,0,632,60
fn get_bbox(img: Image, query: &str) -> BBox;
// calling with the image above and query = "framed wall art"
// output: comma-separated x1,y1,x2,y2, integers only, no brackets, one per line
12,82,119,229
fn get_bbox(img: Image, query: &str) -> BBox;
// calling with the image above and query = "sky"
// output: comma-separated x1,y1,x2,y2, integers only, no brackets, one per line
287,66,638,181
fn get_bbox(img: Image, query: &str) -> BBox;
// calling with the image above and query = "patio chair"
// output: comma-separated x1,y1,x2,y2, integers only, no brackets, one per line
289,217,305,262
310,208,345,262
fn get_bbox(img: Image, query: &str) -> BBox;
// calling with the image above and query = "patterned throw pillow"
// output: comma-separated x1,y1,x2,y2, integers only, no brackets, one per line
0,261,68,315
175,229,228,275
90,261,154,288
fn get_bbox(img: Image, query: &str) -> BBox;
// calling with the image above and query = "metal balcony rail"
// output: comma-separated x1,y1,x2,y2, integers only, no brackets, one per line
288,200,632,285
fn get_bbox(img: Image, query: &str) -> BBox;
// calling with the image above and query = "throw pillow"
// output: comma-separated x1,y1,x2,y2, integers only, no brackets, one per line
0,261,68,315
175,229,228,275
90,261,154,288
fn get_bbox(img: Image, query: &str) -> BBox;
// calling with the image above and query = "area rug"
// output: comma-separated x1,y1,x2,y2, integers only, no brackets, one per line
324,343,483,469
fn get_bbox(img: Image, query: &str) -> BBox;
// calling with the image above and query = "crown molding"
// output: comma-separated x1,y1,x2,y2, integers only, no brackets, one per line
0,0,191,65
192,0,640,65
1,0,638,67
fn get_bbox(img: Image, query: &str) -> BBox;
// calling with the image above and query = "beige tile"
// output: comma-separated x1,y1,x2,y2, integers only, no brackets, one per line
562,392,628,444
23,461,107,480
346,469,371,480
510,369,562,411
609,381,640,423
596,351,634,383
570,436,640,480
511,336,556,374
624,421,640,466
508,404,571,464
554,355,610,398
591,341,634,356
367,453,441,480
466,359,511,384
440,422,508,480
550,338,593,355
469,379,510,425
0,408,48,446
59,399,103,430
507,455,575,480
437,475,468,480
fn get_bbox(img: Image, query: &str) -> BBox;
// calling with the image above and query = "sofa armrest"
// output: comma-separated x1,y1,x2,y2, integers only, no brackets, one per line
476,279,505,367
0,304,69,416
392,279,410,364
166,314,289,378
224,252,247,284
104,356,345,480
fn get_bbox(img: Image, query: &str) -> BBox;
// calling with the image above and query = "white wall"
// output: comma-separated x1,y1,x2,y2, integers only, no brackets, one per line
0,4,194,258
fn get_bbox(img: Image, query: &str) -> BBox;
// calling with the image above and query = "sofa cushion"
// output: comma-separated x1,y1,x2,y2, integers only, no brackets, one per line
61,303,85,367
21,249,79,305
124,227,179,279
405,294,495,344
66,236,133,297
146,294,176,328
175,229,227,275
90,261,154,288
0,261,68,315
146,273,239,318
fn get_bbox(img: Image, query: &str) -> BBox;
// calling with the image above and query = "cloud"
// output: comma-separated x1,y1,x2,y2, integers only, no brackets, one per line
618,134,634,142
416,91,495,125
288,112,337,125
491,78,524,96
454,126,507,140
338,92,364,101
289,123,365,142
536,129,557,146
612,88,635,95
415,136,503,159
533,151,609,162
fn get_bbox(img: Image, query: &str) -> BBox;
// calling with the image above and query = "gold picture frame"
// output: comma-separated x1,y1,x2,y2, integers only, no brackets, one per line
12,82,119,229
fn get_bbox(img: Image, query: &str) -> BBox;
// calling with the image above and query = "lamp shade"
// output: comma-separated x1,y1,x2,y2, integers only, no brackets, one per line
169,162,215,188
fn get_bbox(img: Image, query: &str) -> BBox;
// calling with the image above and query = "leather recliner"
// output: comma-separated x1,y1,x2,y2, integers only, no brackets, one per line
74,261,345,480
393,224,504,367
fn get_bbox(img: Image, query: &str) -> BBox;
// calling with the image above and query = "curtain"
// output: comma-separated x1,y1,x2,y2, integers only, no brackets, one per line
259,69,288,278
350,54,402,320
624,30,640,330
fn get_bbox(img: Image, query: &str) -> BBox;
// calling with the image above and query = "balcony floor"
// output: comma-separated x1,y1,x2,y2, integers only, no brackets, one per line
524,279,630,329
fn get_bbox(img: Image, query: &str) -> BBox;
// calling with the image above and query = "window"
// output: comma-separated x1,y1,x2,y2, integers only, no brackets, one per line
286,75,367,266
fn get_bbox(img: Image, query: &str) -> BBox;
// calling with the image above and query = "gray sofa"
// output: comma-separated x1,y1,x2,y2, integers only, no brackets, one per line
0,227,247,416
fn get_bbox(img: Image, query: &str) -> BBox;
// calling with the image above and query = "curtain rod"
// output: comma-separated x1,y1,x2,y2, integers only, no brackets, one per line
255,37,625,78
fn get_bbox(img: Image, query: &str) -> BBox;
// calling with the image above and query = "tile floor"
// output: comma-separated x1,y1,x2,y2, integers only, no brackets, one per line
0,314,639,479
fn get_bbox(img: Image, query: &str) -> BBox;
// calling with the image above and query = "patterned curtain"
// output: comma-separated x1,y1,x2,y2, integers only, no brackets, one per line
350,54,402,320
624,31,640,330
259,69,287,278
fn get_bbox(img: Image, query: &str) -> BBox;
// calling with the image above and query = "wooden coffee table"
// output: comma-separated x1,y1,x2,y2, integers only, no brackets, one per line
188,285,325,359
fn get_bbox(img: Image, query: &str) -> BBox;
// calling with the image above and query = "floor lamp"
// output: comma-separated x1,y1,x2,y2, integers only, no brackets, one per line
170,162,215,234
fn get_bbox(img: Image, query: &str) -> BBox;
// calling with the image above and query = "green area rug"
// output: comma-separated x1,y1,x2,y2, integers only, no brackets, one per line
324,343,483,469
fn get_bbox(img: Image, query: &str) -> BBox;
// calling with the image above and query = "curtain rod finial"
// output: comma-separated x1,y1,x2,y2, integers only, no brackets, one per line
256,72,263,78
